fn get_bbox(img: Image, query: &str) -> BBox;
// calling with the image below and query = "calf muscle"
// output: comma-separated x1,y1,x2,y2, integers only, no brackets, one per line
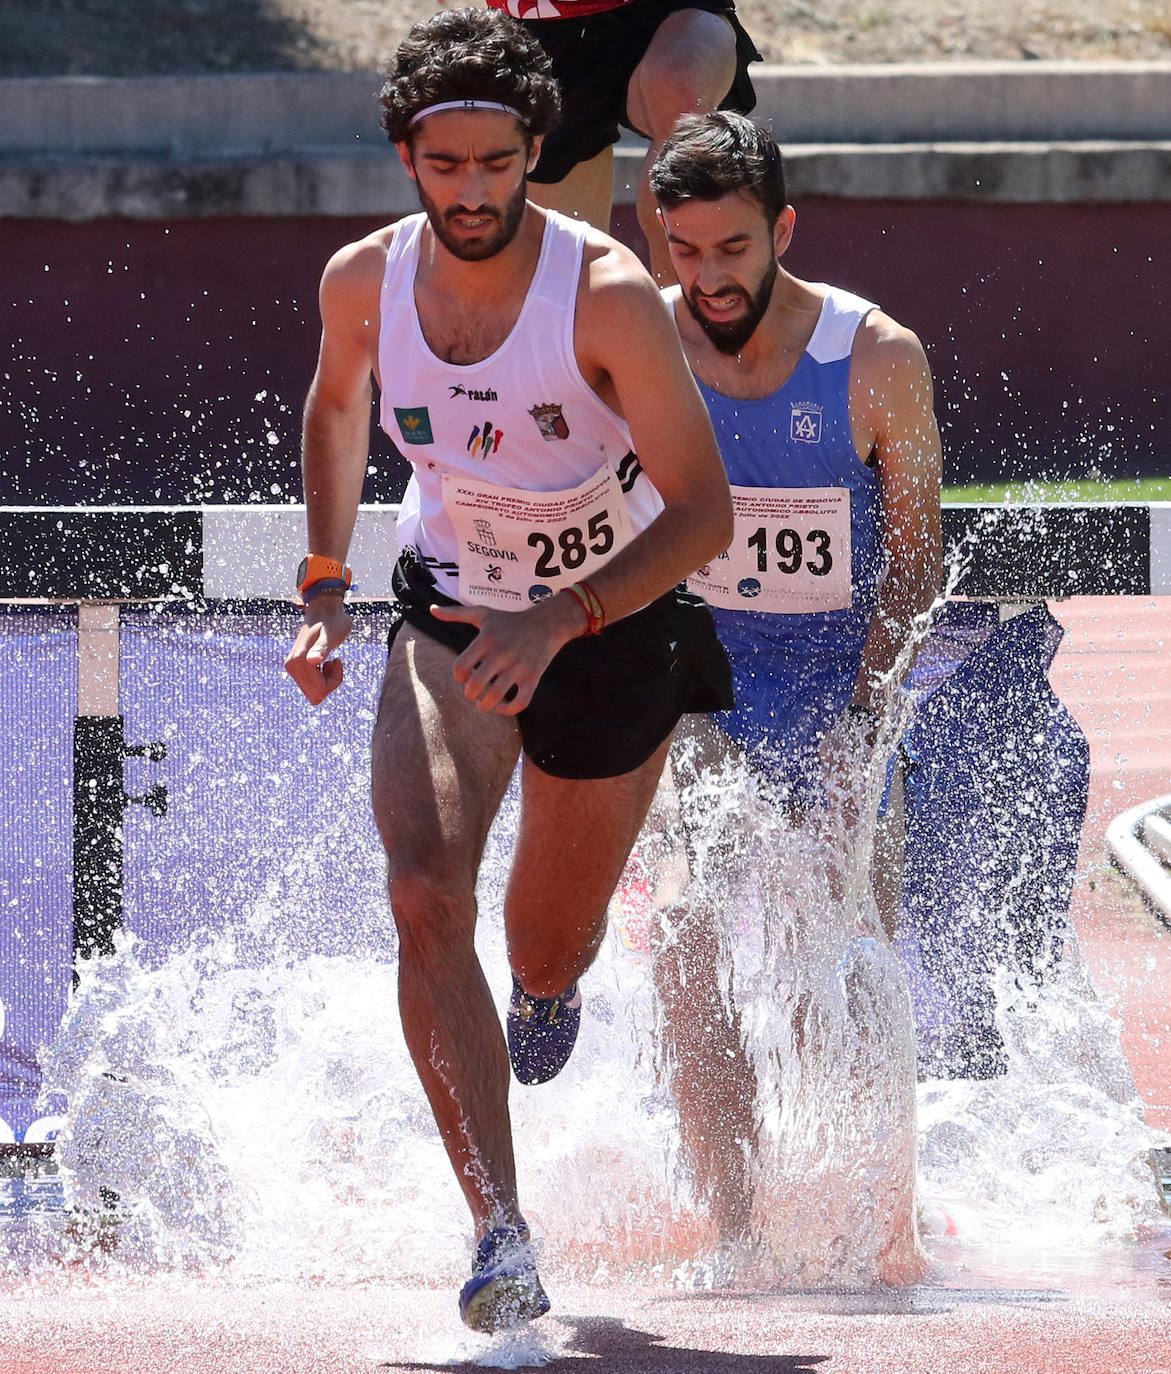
371,629,523,1230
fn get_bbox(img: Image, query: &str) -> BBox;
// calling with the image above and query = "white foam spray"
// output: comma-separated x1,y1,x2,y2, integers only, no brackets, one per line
15,593,1171,1305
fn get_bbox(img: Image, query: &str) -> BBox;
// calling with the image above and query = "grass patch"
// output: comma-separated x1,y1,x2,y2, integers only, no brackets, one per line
942,476,1171,505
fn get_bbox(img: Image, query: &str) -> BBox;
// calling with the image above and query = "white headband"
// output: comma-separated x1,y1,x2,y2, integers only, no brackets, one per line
407,100,529,130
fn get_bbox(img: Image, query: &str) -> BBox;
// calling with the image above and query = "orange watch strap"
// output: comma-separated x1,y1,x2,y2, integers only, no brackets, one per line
297,554,351,594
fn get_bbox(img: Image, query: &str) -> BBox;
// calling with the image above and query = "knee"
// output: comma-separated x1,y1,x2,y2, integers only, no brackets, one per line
511,960,568,1000
388,867,476,966
638,73,717,140
632,20,737,139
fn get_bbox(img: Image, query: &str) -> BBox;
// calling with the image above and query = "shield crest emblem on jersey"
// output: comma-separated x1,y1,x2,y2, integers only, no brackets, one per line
790,402,823,444
528,403,569,441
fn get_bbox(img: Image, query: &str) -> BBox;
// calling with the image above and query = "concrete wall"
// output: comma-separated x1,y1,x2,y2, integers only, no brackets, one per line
3,63,1171,216
1,64,1167,496
7,62,1171,158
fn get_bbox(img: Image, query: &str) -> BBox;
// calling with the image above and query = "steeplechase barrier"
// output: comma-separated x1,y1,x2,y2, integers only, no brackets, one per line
0,501,1168,1145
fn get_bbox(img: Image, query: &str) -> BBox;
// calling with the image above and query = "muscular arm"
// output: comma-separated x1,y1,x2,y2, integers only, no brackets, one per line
438,236,733,715
285,237,382,704
849,315,943,712
570,242,734,619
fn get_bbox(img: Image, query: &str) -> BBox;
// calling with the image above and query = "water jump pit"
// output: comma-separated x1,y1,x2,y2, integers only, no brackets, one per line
0,506,1168,1372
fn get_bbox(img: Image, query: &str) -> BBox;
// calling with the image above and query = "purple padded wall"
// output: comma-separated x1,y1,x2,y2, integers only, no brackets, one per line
0,610,74,1141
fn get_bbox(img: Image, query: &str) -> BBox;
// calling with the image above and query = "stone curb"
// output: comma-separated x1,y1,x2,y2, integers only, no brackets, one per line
4,62,1171,155
4,141,1169,220
4,62,1171,218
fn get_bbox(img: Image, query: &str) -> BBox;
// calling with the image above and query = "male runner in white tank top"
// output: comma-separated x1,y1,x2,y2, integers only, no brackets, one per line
284,9,733,1332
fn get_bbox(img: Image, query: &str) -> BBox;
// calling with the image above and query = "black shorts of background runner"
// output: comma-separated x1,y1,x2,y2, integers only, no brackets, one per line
522,0,762,186
388,552,733,780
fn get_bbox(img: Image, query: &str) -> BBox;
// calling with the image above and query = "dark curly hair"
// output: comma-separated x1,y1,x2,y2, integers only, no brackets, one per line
650,112,788,227
379,8,561,146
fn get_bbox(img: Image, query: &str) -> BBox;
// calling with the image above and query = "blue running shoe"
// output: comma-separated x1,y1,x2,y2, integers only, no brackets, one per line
507,976,582,1085
458,1225,550,1333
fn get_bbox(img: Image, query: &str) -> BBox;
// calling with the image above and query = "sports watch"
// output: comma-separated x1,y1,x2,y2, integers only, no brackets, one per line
296,554,353,600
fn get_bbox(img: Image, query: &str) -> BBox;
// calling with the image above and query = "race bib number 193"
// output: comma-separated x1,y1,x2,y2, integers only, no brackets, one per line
443,463,633,611
688,485,853,613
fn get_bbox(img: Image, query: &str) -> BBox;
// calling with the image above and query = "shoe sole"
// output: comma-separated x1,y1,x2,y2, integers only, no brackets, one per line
459,1270,551,1333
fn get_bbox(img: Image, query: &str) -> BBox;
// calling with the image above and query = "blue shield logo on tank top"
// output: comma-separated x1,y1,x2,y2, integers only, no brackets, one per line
790,402,823,444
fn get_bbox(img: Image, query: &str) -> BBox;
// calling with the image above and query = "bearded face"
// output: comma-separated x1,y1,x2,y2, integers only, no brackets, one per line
682,255,778,355
403,108,534,263
415,173,528,263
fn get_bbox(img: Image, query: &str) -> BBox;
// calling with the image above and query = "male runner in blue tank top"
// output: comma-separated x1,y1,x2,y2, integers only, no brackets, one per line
284,10,733,1333
647,112,942,1264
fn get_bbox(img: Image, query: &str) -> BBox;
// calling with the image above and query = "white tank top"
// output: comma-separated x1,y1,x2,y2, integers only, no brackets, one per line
378,210,664,608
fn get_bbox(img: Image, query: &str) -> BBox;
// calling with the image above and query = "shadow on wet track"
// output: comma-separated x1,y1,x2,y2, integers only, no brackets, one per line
390,1314,830,1371
648,1285,1072,1317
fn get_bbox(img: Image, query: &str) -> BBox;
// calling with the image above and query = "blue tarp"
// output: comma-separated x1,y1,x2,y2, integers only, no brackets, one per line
0,610,74,1140
901,601,1090,1078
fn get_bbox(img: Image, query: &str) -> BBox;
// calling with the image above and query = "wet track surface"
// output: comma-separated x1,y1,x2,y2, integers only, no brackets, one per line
1,598,1169,1372
0,1272,1168,1373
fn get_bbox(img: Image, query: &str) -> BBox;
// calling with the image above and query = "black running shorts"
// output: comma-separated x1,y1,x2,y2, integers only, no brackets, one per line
387,552,734,780
522,0,762,185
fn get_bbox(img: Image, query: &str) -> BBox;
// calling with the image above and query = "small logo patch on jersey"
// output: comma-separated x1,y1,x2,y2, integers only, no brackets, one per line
467,421,504,457
395,407,433,445
450,384,499,402
790,403,823,444
528,402,569,441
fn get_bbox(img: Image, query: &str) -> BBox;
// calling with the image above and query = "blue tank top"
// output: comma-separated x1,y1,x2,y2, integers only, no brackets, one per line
687,284,884,783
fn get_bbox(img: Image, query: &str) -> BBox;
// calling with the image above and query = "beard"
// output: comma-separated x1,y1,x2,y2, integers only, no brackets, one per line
416,176,528,262
684,257,778,355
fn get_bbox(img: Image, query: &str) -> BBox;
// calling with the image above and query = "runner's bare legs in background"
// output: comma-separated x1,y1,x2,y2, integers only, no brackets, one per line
529,7,737,283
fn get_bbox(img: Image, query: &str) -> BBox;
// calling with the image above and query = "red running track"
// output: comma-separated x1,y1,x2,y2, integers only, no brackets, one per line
0,599,1167,1374
1049,597,1171,1138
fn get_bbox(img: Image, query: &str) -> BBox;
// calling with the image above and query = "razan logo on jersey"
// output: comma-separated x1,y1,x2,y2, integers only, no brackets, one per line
467,421,504,457
790,402,823,444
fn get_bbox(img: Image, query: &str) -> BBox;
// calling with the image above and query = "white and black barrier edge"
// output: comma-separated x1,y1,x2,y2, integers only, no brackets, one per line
1,502,1170,602
1106,794,1171,923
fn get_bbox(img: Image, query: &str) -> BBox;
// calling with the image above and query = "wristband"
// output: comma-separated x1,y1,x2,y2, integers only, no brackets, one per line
296,554,352,596
301,578,351,604
565,580,605,636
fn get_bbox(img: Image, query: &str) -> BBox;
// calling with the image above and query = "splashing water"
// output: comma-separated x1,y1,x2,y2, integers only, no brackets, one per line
916,937,1169,1263
8,596,1169,1315
33,778,707,1291
636,666,925,1291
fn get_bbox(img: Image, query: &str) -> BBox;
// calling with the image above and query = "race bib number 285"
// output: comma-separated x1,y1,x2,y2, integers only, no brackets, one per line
688,485,853,613
442,463,633,611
